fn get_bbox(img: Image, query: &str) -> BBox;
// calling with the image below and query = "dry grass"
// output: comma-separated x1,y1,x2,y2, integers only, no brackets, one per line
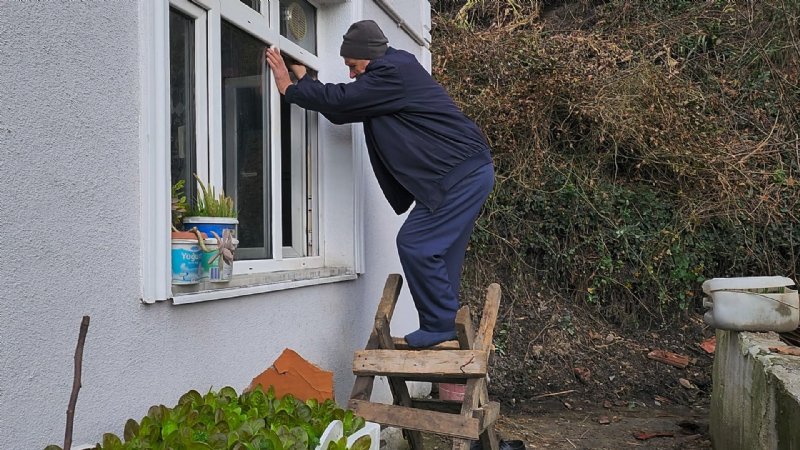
434,0,800,322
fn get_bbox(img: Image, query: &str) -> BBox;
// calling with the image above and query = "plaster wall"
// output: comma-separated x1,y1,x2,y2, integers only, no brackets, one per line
0,1,427,448
364,0,423,57
378,0,432,43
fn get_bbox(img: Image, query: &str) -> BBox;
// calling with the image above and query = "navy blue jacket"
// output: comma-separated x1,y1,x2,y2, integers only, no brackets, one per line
284,47,492,214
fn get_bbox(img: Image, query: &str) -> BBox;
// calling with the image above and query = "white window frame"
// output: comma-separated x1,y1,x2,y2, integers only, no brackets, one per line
141,0,355,304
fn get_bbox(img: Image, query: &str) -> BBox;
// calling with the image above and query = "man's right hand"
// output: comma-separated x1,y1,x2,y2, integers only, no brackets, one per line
265,47,293,95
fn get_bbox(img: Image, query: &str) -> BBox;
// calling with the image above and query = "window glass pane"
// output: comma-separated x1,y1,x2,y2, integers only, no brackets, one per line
306,109,318,257
239,0,261,13
169,8,196,206
221,20,270,259
280,0,316,54
281,99,317,258
280,98,293,248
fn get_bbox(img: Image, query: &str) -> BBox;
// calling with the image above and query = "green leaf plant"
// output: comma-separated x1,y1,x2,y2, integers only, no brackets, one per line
44,386,367,450
171,179,189,231
188,174,237,218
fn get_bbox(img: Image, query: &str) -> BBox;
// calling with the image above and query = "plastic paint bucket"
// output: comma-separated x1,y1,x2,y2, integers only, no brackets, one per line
438,383,466,401
171,239,202,285
183,217,238,240
201,238,238,282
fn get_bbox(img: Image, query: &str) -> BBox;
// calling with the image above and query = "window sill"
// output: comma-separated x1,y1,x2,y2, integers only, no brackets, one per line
171,266,357,305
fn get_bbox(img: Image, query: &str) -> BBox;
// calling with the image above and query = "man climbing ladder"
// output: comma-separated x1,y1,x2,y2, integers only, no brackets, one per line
266,20,494,348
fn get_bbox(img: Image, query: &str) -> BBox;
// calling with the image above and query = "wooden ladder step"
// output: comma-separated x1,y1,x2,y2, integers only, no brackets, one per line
353,349,488,378
349,399,499,440
349,276,503,450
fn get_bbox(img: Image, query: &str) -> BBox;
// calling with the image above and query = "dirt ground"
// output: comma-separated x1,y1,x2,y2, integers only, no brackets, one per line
445,284,716,450
421,402,711,449
409,316,715,449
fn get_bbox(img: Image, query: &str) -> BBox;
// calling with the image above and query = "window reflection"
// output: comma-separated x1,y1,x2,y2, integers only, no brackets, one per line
221,21,270,259
169,8,196,204
239,0,261,13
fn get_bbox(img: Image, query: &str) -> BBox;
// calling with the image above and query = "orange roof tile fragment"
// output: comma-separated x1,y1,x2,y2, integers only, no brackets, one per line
247,348,334,402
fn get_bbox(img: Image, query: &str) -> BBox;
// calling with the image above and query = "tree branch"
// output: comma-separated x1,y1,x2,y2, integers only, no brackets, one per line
64,316,90,450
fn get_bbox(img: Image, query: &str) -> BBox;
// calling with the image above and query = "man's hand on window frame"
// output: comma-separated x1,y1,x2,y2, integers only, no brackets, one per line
266,47,308,94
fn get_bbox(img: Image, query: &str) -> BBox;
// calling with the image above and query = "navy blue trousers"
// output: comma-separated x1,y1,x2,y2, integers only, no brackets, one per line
396,163,494,334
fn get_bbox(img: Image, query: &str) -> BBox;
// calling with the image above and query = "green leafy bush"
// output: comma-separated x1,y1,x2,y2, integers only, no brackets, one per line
45,387,368,450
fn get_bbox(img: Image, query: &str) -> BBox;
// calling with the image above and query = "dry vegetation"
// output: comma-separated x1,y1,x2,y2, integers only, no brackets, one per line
434,0,800,404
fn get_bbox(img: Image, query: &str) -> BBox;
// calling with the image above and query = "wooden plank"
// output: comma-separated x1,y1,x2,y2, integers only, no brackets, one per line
461,378,482,412
452,438,471,450
457,304,491,407
454,306,476,450
399,376,479,384
392,337,460,350
375,315,424,450
474,401,501,431
475,286,501,450
475,284,501,352
375,275,403,320
455,306,475,350
353,349,488,378
476,379,490,414
479,424,500,450
350,274,404,401
349,399,481,440
350,376,376,402
453,376,483,450
477,402,501,450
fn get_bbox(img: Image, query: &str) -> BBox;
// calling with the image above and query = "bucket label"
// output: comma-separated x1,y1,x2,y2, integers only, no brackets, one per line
201,247,233,282
172,244,202,284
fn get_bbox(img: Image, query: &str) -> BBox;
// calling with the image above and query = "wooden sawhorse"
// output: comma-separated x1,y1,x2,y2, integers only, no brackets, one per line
349,274,501,450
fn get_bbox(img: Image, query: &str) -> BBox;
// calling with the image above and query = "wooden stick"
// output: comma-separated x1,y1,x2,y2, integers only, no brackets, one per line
532,389,576,399
64,316,90,450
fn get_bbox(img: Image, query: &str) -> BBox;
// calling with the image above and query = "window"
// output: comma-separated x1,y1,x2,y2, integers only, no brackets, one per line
154,0,340,303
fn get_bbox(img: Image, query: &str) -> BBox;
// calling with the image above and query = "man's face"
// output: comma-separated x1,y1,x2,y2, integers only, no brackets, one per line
344,58,370,79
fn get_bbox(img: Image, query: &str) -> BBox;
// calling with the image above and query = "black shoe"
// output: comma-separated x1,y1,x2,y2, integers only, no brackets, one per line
470,439,526,450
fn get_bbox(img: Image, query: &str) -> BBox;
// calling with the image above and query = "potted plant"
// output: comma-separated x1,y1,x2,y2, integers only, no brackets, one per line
200,228,238,282
182,174,238,239
170,179,204,285
179,175,239,283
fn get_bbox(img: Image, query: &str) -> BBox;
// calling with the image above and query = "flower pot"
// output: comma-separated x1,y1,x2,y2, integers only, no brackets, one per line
438,382,466,401
201,237,239,282
183,216,238,240
171,231,204,285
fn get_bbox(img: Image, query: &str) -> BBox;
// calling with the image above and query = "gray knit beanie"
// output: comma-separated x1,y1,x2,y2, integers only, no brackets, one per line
339,20,388,59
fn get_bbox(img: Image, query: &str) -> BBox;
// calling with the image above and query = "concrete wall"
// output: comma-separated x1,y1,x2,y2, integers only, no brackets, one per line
711,330,800,450
0,1,429,448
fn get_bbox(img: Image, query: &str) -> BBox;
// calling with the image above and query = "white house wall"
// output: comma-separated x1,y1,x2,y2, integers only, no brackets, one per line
0,1,429,448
